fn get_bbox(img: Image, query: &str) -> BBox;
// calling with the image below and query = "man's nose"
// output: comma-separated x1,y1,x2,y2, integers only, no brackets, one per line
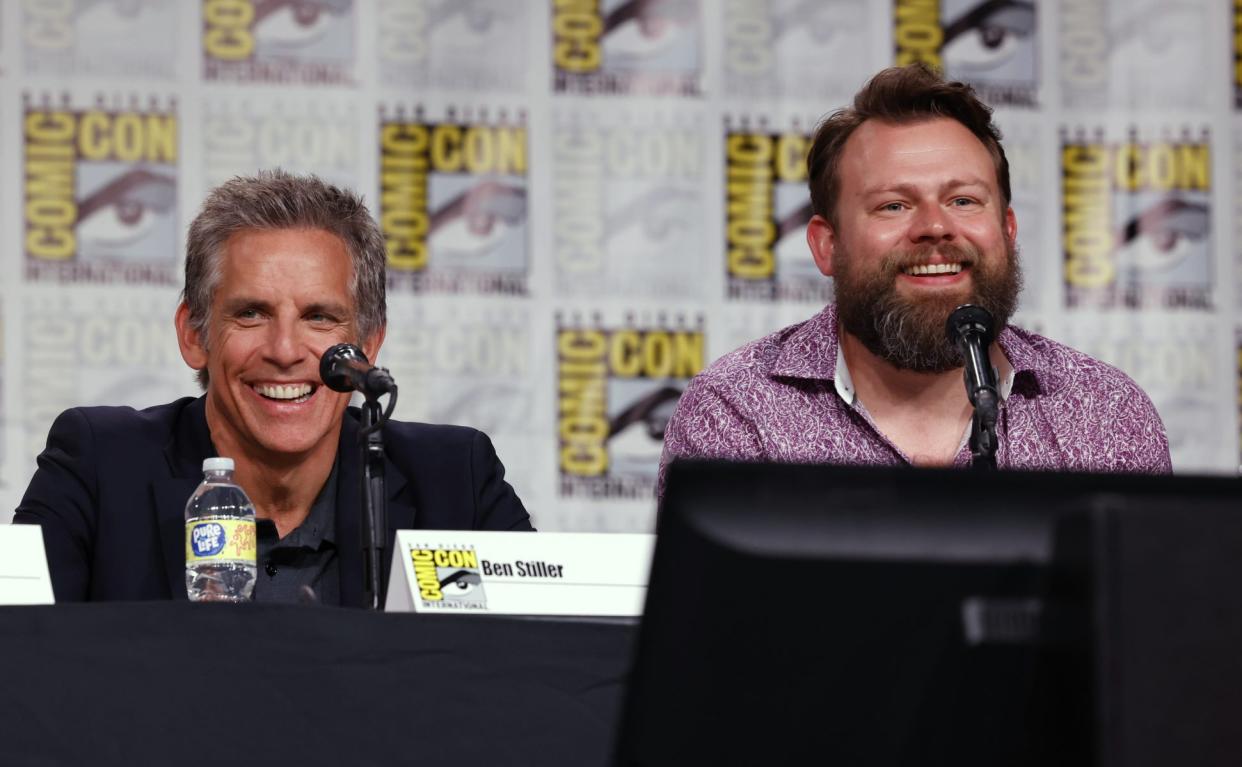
908,204,955,242
263,319,305,368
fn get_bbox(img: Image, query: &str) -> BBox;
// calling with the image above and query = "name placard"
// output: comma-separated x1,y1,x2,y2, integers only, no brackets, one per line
0,525,55,605
386,531,654,616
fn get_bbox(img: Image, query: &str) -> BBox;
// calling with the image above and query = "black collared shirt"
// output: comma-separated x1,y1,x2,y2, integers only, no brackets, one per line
254,461,340,606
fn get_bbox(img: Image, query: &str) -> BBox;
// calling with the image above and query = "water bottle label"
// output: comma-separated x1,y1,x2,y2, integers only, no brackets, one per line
185,519,257,563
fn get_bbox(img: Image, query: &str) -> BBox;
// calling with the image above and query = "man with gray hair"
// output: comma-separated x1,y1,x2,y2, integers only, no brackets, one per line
16,170,532,605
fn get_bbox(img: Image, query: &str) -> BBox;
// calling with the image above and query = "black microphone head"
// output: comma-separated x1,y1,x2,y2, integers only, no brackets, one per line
319,343,369,393
945,304,995,349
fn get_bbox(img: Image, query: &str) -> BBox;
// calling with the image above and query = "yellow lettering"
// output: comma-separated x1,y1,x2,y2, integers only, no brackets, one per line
203,0,255,60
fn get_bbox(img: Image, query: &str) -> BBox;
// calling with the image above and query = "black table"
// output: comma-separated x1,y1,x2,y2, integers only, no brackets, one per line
0,603,636,766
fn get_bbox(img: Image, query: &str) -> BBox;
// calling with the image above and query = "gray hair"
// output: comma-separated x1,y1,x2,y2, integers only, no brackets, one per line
182,170,387,388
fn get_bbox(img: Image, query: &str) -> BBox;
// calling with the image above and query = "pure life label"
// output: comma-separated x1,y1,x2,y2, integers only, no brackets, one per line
191,522,226,556
185,519,256,564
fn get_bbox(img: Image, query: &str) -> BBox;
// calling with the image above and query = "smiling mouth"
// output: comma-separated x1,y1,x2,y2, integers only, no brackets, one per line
902,263,965,276
253,383,315,403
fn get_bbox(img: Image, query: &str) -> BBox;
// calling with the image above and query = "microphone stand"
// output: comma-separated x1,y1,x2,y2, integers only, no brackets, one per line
359,389,395,610
968,386,999,470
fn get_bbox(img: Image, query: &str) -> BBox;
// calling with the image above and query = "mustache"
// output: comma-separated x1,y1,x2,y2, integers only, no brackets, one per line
880,242,983,275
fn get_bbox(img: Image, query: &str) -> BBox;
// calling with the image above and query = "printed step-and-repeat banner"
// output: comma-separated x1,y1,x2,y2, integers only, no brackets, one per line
1,1,1239,531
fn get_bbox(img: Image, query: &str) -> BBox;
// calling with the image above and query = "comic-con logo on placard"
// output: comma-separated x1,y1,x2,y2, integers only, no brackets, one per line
553,108,703,298
552,0,702,96
1061,0,1208,110
411,546,487,610
557,315,704,500
22,0,179,78
723,0,867,99
379,105,528,295
724,116,827,303
23,93,178,286
202,0,354,85
1061,127,1212,310
376,0,527,91
894,0,1037,108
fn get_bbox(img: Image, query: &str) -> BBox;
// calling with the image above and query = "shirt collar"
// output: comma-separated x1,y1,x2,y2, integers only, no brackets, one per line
273,457,339,549
773,303,1058,399
833,342,1016,406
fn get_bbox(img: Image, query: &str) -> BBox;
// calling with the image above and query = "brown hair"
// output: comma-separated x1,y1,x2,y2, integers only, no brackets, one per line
807,64,1010,225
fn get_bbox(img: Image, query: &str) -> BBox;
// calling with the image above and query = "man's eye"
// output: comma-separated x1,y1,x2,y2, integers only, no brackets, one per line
237,309,261,319
952,198,977,207
882,202,904,212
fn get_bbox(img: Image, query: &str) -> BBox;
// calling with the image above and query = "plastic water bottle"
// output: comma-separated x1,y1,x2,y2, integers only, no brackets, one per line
185,457,257,602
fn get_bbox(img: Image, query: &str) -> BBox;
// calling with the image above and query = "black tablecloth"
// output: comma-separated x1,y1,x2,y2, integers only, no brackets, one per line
0,603,636,766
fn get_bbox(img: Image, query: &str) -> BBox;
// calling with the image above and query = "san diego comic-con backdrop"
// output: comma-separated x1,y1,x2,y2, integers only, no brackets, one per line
0,0,1240,531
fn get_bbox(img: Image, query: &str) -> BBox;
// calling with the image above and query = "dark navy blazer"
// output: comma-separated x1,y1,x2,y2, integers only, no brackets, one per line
14,396,533,606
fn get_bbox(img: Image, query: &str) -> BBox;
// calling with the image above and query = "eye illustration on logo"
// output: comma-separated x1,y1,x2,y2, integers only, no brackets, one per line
1114,197,1209,273
1104,3,1205,104
437,384,528,435
603,0,697,60
942,0,1036,70
75,0,155,22
775,200,815,277
253,0,351,49
608,384,683,443
1108,2,1201,57
439,568,483,599
77,168,176,251
427,0,517,36
605,186,696,251
770,0,865,45
429,180,527,259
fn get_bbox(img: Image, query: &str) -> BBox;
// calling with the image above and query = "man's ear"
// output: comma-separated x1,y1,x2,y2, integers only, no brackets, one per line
807,214,837,277
1005,206,1017,243
362,323,387,365
174,303,208,372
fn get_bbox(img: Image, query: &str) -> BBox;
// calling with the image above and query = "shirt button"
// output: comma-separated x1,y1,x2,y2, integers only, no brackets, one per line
265,562,278,577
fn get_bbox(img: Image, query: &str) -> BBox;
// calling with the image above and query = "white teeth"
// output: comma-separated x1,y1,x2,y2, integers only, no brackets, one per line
905,263,963,276
254,383,312,400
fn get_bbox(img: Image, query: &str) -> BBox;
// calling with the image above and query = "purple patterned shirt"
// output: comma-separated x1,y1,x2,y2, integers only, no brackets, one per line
659,305,1171,498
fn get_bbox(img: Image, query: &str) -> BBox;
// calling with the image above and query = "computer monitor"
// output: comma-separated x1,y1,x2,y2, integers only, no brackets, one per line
616,461,1242,767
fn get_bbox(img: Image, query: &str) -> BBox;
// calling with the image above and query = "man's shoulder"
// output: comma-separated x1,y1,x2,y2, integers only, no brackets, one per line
693,317,817,390
1006,326,1151,402
378,416,482,448
363,413,491,467
54,397,199,441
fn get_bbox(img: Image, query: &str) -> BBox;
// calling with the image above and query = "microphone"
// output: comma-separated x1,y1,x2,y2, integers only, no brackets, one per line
945,304,998,408
946,305,1000,469
319,343,396,398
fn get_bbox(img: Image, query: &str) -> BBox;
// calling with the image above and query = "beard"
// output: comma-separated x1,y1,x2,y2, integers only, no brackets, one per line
834,237,1022,373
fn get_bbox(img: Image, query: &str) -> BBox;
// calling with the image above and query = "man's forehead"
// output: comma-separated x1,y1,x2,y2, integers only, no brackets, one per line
846,117,989,155
213,227,355,297
841,118,998,184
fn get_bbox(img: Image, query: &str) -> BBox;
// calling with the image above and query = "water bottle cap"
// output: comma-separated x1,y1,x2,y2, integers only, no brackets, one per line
202,457,234,473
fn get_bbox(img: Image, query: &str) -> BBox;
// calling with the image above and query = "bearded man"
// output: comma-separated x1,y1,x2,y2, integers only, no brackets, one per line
658,65,1170,496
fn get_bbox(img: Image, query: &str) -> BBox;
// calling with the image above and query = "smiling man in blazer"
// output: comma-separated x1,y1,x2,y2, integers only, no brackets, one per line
15,170,533,606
